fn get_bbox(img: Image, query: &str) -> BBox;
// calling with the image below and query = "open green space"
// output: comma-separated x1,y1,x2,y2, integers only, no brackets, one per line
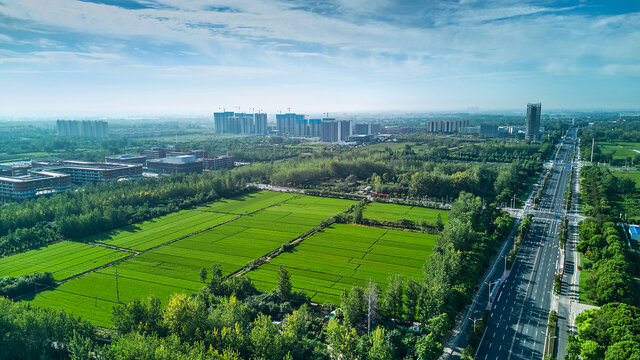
611,170,640,222
0,241,128,281
362,201,448,225
579,257,596,306
598,141,640,163
248,223,437,304
25,193,357,326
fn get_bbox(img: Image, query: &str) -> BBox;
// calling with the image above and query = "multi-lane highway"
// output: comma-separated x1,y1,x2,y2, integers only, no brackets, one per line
475,129,576,360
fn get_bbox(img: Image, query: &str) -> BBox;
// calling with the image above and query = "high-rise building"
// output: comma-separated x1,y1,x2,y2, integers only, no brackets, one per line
295,117,308,137
354,123,370,135
214,112,267,135
426,119,469,133
255,113,267,135
338,120,351,142
320,118,338,142
57,120,108,138
309,119,322,137
525,103,541,141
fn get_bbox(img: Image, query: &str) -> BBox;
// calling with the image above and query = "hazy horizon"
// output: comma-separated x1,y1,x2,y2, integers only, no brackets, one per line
1,0,638,116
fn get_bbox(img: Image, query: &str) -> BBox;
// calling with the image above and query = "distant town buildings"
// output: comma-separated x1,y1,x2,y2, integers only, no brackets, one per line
525,103,542,141
214,112,267,135
426,119,470,133
57,120,109,138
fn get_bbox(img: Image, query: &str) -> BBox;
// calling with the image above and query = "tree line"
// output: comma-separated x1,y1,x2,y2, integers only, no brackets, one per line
0,172,247,256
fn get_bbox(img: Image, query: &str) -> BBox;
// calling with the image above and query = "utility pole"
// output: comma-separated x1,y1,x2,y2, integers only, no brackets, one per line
115,267,120,303
591,138,594,163
367,291,371,336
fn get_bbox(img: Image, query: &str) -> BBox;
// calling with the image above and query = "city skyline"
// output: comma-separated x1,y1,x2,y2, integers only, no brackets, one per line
0,0,638,116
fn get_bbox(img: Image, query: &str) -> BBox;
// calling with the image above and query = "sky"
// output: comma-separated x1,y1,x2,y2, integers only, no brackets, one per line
0,0,638,116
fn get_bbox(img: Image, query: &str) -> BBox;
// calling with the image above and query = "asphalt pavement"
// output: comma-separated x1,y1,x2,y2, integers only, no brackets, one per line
475,130,576,360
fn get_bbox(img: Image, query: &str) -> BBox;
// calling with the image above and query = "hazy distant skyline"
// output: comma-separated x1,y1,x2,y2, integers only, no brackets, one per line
0,0,638,116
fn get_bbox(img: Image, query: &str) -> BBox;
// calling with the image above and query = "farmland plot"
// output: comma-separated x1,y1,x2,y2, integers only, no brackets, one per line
362,202,448,225
0,241,128,281
248,223,436,304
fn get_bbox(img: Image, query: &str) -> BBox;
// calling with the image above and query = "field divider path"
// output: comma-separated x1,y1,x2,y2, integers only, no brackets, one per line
84,241,141,254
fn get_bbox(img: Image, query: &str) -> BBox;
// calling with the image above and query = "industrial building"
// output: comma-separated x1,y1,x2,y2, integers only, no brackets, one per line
426,119,470,133
105,154,147,165
202,155,235,171
57,120,109,138
525,103,542,141
32,160,142,184
0,170,71,201
214,112,267,135
146,155,203,174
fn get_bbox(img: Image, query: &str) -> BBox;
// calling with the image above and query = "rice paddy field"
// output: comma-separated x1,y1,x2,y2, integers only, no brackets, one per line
362,202,449,225
247,223,437,304
25,192,357,326
0,241,129,281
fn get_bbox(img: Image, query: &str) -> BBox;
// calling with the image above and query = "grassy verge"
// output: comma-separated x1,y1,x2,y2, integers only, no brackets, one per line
578,257,596,306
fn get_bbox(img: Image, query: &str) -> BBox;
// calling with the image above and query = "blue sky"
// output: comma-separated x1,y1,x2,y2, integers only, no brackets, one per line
0,0,638,116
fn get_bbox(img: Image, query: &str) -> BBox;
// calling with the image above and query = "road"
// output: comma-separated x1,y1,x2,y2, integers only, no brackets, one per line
475,129,576,360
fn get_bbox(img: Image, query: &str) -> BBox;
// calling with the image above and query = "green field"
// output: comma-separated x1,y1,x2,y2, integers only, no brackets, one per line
0,241,128,281
26,193,357,326
248,223,437,304
598,141,640,163
611,170,640,222
362,202,448,225
195,191,297,214
86,210,237,251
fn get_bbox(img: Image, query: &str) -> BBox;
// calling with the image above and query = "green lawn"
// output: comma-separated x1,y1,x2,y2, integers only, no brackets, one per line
598,141,640,164
247,223,437,304
579,257,596,306
25,193,357,326
0,241,129,281
611,170,640,222
362,202,448,225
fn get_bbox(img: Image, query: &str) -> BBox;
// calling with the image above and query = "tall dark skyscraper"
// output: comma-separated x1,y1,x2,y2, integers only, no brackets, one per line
525,103,541,141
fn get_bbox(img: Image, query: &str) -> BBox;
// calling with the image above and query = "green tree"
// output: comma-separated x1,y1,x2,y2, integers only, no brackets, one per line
433,213,444,231
367,327,394,360
325,318,360,360
112,296,164,336
276,265,292,301
415,333,443,360
209,263,224,295
69,331,94,360
383,275,403,320
404,278,421,322
341,285,365,329
251,314,283,360
199,267,208,284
